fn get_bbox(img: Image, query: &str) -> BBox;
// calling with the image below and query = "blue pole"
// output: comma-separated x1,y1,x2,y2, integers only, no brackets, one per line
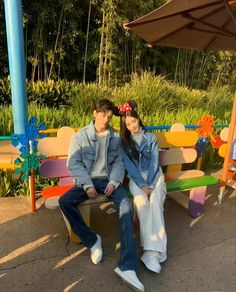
4,0,27,134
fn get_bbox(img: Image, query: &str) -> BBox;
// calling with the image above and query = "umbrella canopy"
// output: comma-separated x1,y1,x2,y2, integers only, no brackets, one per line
124,0,236,51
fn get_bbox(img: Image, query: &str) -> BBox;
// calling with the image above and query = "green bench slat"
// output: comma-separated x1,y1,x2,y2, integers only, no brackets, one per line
166,176,218,192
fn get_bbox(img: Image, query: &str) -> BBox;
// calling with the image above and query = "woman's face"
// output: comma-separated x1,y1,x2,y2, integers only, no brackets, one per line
125,116,140,133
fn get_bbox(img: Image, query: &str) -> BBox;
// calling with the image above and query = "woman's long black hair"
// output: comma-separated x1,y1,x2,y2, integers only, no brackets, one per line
120,100,145,161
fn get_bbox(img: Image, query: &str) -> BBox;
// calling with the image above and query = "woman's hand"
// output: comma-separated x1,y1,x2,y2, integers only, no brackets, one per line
141,185,152,200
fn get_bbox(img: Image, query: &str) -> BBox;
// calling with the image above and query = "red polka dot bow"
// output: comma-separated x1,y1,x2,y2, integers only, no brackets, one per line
118,102,132,115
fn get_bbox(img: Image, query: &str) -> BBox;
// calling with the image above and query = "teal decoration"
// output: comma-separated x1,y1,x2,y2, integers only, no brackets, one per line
14,152,45,180
12,116,46,180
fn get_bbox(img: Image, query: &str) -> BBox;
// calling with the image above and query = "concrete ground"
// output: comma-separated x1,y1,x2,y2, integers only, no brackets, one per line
0,176,235,292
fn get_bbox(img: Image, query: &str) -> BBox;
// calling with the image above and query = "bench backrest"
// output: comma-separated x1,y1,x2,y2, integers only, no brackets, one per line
155,127,204,180
38,125,204,184
38,126,75,186
38,126,75,157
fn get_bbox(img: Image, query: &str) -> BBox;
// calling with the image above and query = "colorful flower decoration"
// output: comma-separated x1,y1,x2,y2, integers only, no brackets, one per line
12,116,46,180
210,135,224,149
14,150,45,180
118,102,132,115
196,115,215,138
12,117,46,153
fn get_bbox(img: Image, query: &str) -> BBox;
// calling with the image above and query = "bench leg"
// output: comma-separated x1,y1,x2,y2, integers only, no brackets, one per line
60,204,91,243
188,186,207,218
79,204,90,227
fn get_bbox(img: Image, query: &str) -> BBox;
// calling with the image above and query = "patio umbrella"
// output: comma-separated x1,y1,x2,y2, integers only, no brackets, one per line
124,0,236,51
124,0,236,202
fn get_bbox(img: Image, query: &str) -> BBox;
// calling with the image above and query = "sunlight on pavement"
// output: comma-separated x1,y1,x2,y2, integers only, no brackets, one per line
64,278,85,292
0,235,53,264
190,214,205,228
53,247,87,270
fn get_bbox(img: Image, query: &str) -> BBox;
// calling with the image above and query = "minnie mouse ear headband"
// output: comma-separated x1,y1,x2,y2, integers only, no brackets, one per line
118,101,133,115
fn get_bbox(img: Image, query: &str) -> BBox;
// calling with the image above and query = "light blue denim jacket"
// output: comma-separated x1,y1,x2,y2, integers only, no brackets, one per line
122,131,160,188
67,121,125,187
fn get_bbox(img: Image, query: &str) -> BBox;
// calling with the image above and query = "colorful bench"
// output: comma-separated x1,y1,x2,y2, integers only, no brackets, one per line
39,158,108,243
156,124,218,217
218,127,236,189
38,127,109,242
0,140,20,169
38,125,219,242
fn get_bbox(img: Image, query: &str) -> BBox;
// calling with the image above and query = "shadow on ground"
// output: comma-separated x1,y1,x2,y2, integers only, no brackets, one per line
0,182,235,292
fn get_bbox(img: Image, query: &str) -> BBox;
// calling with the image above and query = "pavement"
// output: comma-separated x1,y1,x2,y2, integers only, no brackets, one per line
0,172,235,292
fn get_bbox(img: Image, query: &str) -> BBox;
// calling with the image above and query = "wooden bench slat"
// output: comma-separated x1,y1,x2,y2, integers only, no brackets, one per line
39,159,69,178
60,177,74,186
166,176,218,192
160,148,197,166
42,185,73,199
220,127,229,142
45,194,108,209
0,141,20,154
219,143,226,158
156,131,198,148
38,126,75,157
0,141,20,166
165,170,205,180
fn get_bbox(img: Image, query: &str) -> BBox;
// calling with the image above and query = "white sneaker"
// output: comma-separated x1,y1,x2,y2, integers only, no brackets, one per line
157,252,167,263
114,267,144,292
90,234,103,264
141,251,161,273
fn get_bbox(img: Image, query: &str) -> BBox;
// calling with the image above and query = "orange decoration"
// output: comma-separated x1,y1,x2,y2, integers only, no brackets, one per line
196,115,215,138
210,135,224,149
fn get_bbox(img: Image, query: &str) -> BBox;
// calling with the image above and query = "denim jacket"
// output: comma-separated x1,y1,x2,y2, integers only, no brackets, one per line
122,131,159,188
67,121,125,187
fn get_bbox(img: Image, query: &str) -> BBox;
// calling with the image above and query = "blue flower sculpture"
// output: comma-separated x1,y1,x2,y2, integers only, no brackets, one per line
12,117,46,180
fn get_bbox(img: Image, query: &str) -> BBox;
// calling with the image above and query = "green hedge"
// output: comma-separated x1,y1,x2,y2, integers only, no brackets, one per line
1,72,233,197
0,72,233,115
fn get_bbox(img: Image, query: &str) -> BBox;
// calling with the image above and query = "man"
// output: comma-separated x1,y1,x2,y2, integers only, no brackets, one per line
59,99,144,291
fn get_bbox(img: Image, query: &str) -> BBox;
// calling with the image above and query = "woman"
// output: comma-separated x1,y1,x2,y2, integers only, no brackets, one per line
119,100,167,274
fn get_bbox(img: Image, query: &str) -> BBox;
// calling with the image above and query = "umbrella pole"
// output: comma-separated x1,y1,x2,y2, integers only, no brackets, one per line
218,92,236,204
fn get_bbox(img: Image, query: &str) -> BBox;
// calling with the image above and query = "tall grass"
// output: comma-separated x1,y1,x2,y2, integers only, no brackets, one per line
1,73,233,136
0,72,234,196
1,103,229,136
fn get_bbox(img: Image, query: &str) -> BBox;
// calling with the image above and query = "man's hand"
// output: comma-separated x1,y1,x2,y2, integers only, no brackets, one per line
104,183,115,197
141,185,152,201
86,187,97,199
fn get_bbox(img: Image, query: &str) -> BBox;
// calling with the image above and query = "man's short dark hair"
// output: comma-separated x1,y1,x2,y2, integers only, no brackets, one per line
93,98,115,113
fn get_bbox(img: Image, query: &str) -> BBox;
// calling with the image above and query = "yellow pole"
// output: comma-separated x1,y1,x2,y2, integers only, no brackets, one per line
0,164,21,169
39,128,80,134
196,157,202,170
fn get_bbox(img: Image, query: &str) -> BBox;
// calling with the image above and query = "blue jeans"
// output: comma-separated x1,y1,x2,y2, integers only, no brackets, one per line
59,178,137,271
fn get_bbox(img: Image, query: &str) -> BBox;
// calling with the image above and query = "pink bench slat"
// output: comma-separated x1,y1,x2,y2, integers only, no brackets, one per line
39,159,70,178
160,148,197,166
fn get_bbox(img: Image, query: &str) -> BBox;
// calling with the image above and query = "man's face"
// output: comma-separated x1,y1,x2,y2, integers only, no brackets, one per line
93,110,113,129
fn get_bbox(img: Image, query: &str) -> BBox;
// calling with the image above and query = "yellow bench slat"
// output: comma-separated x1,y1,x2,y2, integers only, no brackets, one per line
156,131,198,148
